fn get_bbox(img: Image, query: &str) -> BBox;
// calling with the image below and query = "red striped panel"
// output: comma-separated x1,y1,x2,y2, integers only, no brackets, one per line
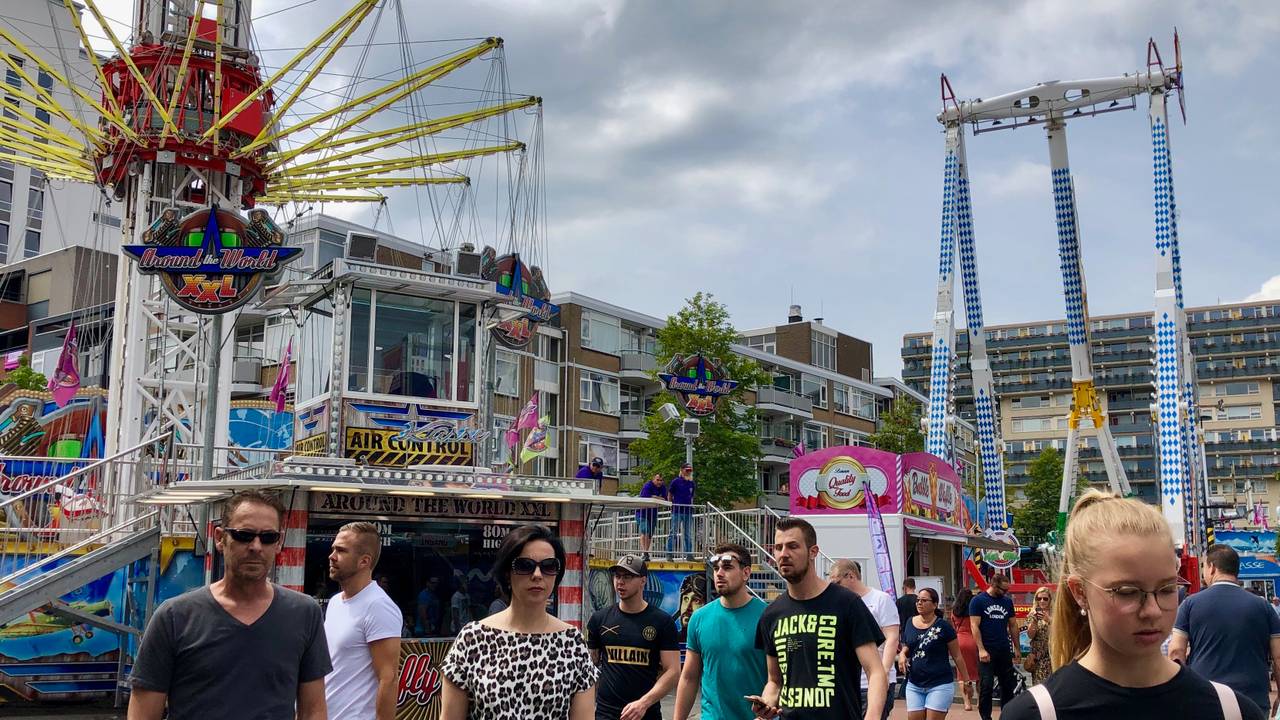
565,619,582,628
560,519,585,538
558,586,583,605
276,546,306,567
565,553,584,571
282,509,309,529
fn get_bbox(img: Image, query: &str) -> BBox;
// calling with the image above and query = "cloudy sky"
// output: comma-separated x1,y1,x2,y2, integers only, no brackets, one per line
84,0,1280,375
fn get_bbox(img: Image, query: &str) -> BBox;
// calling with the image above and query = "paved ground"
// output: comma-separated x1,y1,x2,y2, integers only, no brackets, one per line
660,692,993,719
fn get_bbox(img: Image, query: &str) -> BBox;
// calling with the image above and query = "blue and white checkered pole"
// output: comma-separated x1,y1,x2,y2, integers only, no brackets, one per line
925,126,961,463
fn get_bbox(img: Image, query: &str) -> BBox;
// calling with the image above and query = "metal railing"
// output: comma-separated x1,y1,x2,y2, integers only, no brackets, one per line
0,432,176,592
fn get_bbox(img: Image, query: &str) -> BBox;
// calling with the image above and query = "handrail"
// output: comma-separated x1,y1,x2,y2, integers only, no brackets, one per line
759,503,839,573
0,430,175,512
0,511,159,588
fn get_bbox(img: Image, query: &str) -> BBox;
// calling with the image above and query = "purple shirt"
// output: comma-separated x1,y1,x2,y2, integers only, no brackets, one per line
636,480,668,522
576,465,602,480
669,476,695,507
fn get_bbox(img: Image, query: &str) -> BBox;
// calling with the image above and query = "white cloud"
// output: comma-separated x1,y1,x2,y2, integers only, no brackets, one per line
1244,274,1280,302
975,161,1052,201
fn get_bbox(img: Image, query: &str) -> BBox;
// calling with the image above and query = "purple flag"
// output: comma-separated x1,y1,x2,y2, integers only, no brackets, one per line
864,477,897,597
515,392,540,430
46,321,80,408
792,443,805,458
269,339,292,413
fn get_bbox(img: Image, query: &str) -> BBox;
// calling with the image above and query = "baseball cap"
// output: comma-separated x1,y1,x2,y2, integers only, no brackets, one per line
610,554,648,577
591,457,604,467
681,462,693,471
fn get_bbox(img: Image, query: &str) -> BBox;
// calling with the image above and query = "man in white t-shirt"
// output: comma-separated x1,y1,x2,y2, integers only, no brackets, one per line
325,522,403,720
830,558,900,720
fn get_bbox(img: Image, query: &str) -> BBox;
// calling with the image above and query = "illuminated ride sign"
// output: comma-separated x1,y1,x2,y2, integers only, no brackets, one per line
479,247,559,349
658,354,738,417
122,206,302,314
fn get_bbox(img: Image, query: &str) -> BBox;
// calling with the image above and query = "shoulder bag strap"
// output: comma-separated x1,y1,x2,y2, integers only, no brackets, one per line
1029,683,1056,720
1210,681,1241,720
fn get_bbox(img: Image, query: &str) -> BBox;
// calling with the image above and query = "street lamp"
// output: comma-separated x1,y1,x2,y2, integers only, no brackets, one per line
658,402,699,467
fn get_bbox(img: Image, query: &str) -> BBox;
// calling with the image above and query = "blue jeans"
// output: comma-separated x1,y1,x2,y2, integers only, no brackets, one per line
667,509,693,556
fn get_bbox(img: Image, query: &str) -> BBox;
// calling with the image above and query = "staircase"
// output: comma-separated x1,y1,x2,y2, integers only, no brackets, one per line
0,433,175,703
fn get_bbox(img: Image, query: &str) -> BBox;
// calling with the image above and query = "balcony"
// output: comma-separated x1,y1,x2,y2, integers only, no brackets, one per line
1193,337,1280,355
1207,464,1280,479
1190,315,1280,333
1204,437,1280,453
619,350,658,384
759,436,796,465
619,412,648,439
1195,364,1280,380
755,387,813,419
1106,397,1154,411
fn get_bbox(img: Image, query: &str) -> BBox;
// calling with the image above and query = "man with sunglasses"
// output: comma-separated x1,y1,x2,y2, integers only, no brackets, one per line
324,522,402,720
1169,544,1280,716
129,490,331,720
674,543,767,720
587,554,680,720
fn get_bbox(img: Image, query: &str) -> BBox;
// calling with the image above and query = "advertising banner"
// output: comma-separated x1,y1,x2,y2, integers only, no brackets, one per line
790,445,899,515
395,639,453,720
899,452,963,530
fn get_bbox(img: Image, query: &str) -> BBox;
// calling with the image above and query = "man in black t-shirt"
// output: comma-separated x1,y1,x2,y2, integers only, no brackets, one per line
750,517,887,720
587,554,680,720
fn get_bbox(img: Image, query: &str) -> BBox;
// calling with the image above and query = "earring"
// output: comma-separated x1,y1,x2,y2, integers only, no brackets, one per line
1080,608,1087,616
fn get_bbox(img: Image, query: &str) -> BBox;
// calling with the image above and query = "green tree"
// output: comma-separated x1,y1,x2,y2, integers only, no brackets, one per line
1012,448,1086,543
867,397,924,454
0,354,47,392
627,292,769,507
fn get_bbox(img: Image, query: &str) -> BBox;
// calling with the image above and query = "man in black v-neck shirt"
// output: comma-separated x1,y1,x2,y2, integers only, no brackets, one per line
587,554,680,720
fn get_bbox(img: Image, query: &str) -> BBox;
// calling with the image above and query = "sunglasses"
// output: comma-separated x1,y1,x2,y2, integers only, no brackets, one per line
225,528,281,545
512,557,561,576
708,553,744,570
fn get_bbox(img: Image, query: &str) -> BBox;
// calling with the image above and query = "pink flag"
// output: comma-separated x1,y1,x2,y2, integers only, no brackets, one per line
3,350,21,371
269,339,292,413
515,392,540,430
46,321,80,408
863,477,897,597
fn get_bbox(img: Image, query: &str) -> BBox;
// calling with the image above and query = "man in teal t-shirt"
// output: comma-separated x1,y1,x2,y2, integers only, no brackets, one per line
673,542,768,720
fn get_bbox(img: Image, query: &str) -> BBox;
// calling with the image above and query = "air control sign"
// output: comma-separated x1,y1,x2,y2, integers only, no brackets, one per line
344,427,473,467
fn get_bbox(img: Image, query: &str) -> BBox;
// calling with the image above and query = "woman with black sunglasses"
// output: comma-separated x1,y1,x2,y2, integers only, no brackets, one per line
441,524,597,720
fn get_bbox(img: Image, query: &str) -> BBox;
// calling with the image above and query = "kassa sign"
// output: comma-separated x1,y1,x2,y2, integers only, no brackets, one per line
122,205,302,314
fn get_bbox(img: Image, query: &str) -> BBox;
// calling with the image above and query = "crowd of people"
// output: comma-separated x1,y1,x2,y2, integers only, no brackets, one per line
125,488,1280,720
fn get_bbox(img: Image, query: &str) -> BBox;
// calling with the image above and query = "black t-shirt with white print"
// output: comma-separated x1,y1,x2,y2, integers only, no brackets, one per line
586,602,679,720
1001,661,1264,720
754,582,885,720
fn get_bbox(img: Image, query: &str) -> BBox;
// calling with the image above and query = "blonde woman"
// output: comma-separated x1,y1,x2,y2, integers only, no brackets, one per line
1023,587,1053,686
1001,490,1263,719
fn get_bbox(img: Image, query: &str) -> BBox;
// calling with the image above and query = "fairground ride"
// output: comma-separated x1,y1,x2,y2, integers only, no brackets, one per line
0,0,544,478
926,33,1207,555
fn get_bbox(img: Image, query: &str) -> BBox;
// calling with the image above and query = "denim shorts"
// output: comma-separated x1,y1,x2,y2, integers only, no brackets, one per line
636,516,654,535
905,681,955,712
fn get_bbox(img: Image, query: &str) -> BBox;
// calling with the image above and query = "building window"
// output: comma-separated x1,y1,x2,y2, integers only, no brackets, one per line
26,269,51,322
743,333,777,354
92,211,122,228
344,287,476,401
492,415,514,466
494,349,520,397
235,323,265,359
537,333,561,361
622,326,655,355
812,332,836,370
1215,382,1260,396
620,384,644,416
1216,405,1263,421
580,310,621,355
802,423,826,451
33,71,51,126
801,373,827,408
578,432,618,477
579,370,619,415
317,228,345,268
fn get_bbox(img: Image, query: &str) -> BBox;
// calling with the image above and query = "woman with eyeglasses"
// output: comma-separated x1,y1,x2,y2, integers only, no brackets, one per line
896,587,970,720
1023,586,1053,686
441,524,597,720
949,587,979,711
1002,490,1264,719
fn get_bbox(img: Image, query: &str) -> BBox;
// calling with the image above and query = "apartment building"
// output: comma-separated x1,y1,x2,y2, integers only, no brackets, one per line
542,296,893,507
902,301,1280,526
0,2,122,263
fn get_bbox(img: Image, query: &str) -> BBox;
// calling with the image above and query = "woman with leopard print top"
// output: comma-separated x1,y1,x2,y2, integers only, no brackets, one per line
442,525,597,720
